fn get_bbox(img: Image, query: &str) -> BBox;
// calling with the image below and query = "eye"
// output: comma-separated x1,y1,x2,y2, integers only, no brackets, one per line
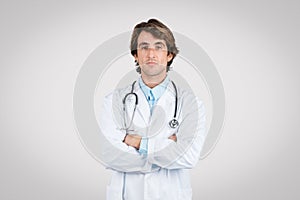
140,45,149,50
155,45,163,50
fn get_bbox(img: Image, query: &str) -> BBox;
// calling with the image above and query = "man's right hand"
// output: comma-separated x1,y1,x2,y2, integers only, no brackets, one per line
168,134,177,142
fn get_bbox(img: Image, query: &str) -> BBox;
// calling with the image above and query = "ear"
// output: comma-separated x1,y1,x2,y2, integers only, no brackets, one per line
167,53,173,62
134,54,138,61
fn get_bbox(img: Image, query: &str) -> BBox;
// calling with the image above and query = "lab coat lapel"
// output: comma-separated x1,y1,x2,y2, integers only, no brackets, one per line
149,84,175,134
135,86,151,126
133,80,176,134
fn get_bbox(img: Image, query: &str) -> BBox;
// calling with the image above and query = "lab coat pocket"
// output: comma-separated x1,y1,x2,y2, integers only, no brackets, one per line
106,185,122,200
178,188,192,200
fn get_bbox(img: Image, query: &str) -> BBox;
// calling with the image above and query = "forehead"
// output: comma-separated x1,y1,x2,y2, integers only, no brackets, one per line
137,31,166,45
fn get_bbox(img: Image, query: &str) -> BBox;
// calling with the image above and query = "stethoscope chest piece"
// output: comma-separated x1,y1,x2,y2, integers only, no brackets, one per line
169,119,179,129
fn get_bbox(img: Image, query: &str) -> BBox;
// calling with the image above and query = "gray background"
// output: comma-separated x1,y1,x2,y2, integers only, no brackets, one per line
1,0,299,199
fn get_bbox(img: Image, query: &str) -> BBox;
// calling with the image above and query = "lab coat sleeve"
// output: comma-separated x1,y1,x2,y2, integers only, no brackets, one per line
99,92,153,173
147,95,207,169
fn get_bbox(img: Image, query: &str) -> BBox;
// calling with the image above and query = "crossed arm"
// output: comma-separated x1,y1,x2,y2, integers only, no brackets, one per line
123,134,177,149
100,93,206,172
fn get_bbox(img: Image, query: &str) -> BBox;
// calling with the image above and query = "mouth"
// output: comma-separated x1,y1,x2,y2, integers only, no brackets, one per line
146,61,158,65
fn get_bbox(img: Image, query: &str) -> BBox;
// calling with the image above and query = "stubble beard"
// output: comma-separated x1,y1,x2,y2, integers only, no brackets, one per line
141,64,166,80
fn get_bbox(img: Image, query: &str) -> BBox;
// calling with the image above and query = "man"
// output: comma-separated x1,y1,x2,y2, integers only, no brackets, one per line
99,19,207,200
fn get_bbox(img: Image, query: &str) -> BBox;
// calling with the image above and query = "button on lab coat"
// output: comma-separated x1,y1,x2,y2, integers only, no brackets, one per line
99,81,207,200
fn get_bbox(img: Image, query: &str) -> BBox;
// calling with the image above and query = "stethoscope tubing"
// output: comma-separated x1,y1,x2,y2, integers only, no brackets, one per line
122,80,179,129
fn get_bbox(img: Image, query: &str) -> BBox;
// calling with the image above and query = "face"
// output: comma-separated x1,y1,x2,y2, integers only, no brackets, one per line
134,31,173,80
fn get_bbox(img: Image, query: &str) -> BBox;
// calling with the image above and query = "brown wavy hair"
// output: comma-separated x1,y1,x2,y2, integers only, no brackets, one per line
130,19,179,73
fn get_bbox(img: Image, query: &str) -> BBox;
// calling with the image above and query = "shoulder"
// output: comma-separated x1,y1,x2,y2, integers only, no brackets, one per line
175,84,205,110
103,83,133,103
175,84,200,101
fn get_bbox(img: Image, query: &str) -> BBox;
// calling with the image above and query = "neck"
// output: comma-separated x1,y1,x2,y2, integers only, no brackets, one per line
141,74,167,89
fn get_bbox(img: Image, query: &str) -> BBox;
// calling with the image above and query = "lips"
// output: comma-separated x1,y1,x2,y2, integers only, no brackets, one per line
146,61,157,65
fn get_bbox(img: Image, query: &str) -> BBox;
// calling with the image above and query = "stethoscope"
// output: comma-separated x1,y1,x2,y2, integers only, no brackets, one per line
122,80,179,130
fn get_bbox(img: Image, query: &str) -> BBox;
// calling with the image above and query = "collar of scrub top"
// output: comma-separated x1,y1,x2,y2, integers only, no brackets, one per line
138,75,170,109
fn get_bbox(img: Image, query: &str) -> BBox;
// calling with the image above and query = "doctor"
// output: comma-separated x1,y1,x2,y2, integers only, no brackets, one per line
99,19,207,200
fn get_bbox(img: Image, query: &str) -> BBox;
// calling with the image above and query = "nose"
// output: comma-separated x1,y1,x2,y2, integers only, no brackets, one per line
147,48,156,58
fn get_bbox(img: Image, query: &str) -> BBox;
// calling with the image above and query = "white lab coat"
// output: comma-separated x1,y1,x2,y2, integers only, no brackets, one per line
99,80,206,200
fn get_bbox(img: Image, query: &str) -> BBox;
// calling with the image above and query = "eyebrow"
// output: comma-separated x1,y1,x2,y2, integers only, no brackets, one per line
154,41,166,47
138,41,166,47
138,42,149,47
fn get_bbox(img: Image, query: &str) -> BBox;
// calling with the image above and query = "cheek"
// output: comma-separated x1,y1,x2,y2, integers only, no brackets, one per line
160,54,169,64
158,53,168,63
136,52,146,63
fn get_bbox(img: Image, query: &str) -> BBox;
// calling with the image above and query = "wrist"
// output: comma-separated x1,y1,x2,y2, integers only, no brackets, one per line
136,138,141,149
